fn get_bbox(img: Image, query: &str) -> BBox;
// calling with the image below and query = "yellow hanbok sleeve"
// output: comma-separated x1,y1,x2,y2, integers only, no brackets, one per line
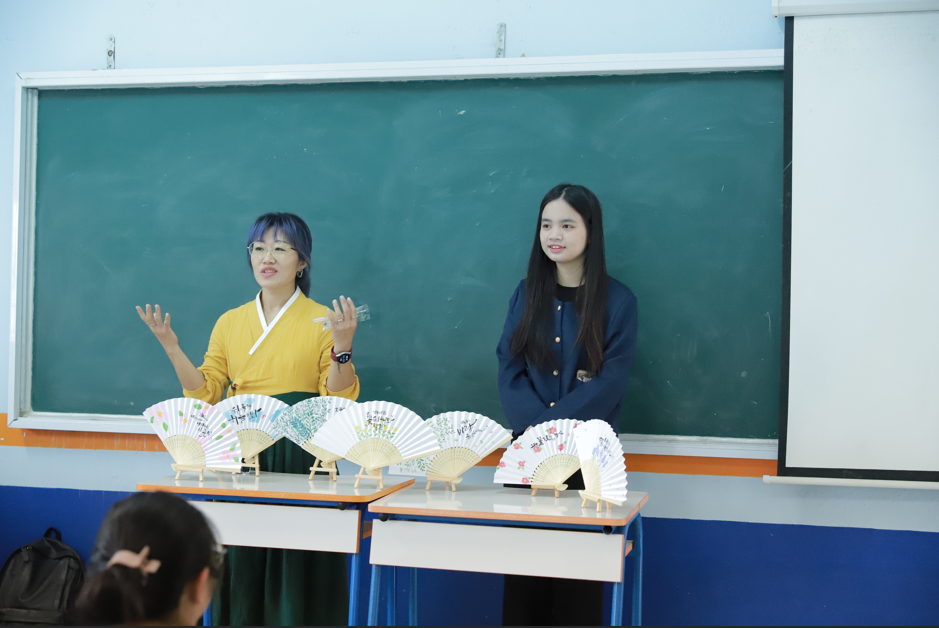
182,314,230,405
318,329,360,400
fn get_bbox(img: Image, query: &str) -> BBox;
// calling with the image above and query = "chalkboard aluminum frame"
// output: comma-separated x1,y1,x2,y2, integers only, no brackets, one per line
8,50,783,440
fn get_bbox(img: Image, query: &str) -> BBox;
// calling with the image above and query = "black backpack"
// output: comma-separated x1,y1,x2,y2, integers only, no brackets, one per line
0,528,84,625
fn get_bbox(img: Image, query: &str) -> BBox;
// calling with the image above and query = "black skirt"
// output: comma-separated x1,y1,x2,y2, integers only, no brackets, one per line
211,392,349,626
502,469,604,626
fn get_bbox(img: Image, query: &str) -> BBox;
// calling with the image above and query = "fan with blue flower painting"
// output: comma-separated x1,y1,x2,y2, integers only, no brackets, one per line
213,395,288,475
573,419,627,511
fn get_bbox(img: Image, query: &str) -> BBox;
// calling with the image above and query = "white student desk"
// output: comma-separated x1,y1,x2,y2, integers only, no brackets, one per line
366,484,648,626
137,472,414,626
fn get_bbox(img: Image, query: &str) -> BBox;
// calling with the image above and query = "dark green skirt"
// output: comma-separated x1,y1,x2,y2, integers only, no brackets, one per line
212,392,349,626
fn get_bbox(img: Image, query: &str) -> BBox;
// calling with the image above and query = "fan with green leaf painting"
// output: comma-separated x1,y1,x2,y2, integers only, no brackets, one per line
143,398,242,480
389,412,511,491
274,396,357,480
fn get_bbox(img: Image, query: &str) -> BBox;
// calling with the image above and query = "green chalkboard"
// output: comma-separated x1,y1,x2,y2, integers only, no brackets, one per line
33,72,783,438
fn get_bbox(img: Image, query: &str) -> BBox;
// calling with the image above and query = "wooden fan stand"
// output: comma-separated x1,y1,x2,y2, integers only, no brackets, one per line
530,483,568,498
425,473,463,492
171,464,237,482
309,458,338,481
354,466,384,490
579,490,624,512
241,454,262,476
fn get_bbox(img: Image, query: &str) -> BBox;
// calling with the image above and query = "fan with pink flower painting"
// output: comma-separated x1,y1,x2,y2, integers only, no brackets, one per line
492,419,581,497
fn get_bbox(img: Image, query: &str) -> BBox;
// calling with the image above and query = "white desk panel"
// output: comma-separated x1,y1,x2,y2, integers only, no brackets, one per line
192,500,361,553
370,519,626,582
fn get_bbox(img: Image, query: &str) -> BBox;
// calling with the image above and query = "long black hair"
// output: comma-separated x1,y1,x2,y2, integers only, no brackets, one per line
510,184,609,374
73,491,223,625
247,212,313,296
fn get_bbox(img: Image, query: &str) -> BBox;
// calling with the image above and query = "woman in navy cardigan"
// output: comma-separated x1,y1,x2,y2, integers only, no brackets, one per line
496,183,638,626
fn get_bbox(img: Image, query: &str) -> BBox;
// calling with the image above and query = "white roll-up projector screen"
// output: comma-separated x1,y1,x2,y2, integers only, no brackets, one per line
785,11,939,476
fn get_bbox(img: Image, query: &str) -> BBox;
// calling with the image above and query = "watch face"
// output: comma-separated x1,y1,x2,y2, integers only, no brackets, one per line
336,352,352,364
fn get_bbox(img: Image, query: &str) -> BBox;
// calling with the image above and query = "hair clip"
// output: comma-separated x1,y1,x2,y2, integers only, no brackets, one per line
107,545,161,583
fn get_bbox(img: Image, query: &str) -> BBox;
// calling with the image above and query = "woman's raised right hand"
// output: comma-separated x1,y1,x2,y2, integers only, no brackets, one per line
135,304,179,350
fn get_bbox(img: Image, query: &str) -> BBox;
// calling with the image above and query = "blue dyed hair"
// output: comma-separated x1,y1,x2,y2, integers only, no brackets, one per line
246,213,313,296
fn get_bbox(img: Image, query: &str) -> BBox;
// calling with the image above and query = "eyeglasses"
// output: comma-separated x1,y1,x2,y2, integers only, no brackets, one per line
248,242,296,260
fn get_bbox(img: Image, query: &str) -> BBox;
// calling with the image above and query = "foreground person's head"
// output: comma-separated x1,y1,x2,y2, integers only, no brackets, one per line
74,491,223,626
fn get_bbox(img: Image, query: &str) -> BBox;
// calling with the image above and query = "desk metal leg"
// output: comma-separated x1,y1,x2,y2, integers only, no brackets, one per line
631,514,644,626
612,562,625,626
386,565,397,626
349,546,367,626
611,514,644,627
202,602,212,627
408,567,418,626
368,564,382,626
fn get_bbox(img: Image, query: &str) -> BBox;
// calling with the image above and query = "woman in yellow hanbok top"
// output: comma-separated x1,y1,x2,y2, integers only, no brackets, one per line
136,212,358,626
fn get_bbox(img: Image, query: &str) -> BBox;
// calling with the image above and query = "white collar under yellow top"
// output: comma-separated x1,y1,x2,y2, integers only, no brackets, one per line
249,286,302,355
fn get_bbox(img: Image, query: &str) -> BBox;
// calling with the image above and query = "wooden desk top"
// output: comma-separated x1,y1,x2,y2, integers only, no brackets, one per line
137,472,414,503
369,484,648,526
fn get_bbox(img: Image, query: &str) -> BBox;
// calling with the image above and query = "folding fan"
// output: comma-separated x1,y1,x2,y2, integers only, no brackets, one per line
274,396,357,480
493,419,582,496
213,395,288,473
311,400,440,488
389,412,511,491
572,419,627,510
144,398,242,480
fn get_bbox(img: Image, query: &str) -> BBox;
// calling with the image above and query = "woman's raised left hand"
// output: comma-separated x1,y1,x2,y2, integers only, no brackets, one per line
327,296,358,352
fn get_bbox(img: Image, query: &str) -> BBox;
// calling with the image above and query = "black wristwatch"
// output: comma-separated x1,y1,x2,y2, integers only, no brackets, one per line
331,347,352,364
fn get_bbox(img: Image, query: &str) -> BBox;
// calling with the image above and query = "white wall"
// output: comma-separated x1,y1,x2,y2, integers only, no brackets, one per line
0,1,783,411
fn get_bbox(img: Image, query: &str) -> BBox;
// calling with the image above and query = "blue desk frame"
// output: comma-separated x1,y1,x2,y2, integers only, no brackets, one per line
366,511,644,626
